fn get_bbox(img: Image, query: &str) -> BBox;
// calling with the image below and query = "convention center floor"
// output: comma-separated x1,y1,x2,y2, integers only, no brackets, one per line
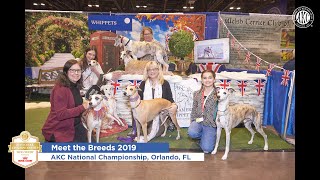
26,151,295,180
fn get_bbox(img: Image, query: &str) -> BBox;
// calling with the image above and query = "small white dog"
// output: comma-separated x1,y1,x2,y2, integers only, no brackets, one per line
212,88,268,160
82,94,106,143
100,83,125,130
88,59,99,67
114,35,169,72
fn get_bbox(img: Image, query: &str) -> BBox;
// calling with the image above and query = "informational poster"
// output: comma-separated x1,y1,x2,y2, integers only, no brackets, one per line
219,14,295,63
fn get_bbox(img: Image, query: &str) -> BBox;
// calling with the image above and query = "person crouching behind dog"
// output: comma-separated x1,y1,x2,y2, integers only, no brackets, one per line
118,61,177,142
79,47,104,96
188,70,219,153
42,59,91,142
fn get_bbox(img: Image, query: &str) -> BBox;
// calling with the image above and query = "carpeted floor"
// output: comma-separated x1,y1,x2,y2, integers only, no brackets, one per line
26,107,295,151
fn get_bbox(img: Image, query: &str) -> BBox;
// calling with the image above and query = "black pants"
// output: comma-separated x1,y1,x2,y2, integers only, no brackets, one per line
74,123,89,142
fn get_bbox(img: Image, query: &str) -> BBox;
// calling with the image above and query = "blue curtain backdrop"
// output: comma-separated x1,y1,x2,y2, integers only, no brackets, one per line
225,68,295,136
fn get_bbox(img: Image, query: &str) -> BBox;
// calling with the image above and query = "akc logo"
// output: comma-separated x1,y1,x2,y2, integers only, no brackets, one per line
8,131,42,168
292,6,314,28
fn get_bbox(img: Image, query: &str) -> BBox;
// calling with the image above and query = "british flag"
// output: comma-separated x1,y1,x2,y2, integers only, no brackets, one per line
129,80,142,87
256,57,262,72
218,79,231,89
237,80,247,96
266,64,275,77
237,44,242,59
111,80,122,95
231,37,236,49
281,70,291,86
254,79,265,96
198,63,222,73
244,51,251,63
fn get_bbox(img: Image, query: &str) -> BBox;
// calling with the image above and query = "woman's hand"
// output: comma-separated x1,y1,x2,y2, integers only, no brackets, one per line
82,100,90,109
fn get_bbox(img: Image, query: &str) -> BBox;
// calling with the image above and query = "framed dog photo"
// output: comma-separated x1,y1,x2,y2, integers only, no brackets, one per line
194,38,230,64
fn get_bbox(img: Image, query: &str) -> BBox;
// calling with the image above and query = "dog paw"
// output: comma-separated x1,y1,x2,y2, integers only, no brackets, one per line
264,146,268,151
248,140,253,144
221,155,228,160
175,136,180,140
211,150,217,154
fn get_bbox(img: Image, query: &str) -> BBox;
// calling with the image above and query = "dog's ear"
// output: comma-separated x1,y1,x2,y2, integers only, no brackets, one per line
136,86,142,91
216,86,221,91
227,88,235,93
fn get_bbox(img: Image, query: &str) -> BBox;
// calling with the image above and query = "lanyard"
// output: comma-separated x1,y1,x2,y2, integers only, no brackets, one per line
201,88,214,113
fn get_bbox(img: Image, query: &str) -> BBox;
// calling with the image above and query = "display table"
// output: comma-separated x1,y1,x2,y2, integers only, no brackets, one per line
104,71,267,127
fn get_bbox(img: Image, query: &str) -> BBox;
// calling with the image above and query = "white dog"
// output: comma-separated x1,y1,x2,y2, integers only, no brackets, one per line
114,35,169,72
88,59,99,67
100,83,125,130
81,94,106,143
212,88,268,160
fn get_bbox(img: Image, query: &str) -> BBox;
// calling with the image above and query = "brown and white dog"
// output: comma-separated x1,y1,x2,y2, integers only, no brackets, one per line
114,35,169,72
100,83,125,129
212,88,268,160
123,85,180,142
82,94,106,143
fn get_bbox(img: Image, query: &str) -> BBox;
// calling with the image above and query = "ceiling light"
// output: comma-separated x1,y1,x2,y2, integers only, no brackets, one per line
88,4,92,7
33,3,38,6
190,6,194,9
143,5,147,8
183,6,187,9
229,7,234,10
40,3,45,6
95,5,99,7
237,7,241,10
136,5,140,8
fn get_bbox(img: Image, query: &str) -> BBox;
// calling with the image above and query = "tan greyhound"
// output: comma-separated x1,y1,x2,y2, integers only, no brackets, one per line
123,85,180,143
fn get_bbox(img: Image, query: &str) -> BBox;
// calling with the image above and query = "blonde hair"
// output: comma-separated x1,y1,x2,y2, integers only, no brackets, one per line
143,61,164,85
140,26,153,41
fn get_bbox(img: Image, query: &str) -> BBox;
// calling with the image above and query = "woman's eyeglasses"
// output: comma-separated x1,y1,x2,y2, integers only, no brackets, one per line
147,68,159,72
69,69,82,74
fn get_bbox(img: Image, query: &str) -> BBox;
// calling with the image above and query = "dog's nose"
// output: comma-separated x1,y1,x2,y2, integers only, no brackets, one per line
217,95,220,99
89,102,92,106
123,92,127,96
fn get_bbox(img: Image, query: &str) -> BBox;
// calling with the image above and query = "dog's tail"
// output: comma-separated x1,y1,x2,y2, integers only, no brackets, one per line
159,109,170,126
253,110,262,129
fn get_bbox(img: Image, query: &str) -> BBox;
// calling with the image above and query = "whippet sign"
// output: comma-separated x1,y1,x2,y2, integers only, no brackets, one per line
8,131,42,168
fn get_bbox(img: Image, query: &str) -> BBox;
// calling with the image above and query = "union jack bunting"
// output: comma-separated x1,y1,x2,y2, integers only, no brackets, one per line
218,79,231,89
111,79,122,95
244,51,251,63
266,64,275,76
237,44,242,59
231,37,236,49
237,80,247,96
256,57,262,72
254,79,265,96
198,63,222,73
281,70,291,86
129,80,142,87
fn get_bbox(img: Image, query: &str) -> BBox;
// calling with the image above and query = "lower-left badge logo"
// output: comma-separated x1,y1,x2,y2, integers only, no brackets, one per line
8,131,42,168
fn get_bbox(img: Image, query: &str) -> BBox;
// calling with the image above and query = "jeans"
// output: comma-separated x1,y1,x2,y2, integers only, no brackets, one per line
188,121,217,153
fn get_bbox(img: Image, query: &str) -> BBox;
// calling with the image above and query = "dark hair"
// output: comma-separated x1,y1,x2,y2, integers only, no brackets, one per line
57,59,83,88
197,69,217,98
79,47,97,70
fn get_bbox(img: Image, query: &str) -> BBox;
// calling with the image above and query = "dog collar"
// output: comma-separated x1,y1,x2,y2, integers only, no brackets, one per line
124,39,131,46
131,100,141,109
129,94,140,102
